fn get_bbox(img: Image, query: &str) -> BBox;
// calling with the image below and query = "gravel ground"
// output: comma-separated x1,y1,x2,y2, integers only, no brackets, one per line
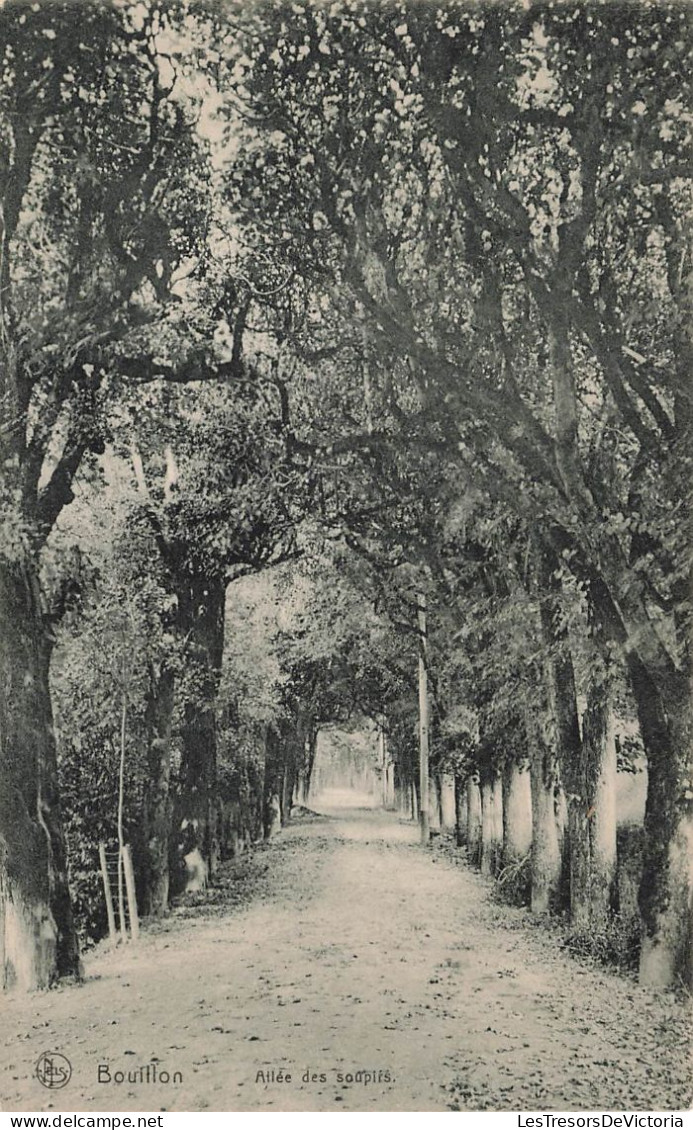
1,798,690,1113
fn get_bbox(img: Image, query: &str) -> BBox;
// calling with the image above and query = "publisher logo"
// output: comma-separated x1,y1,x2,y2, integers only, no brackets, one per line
36,1052,72,1089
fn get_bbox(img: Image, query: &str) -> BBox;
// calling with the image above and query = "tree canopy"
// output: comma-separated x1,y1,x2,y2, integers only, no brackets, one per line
0,0,690,993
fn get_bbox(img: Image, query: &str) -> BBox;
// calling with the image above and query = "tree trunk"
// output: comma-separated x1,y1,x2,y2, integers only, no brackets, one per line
454,772,467,846
528,735,563,914
628,656,693,988
529,754,562,913
278,715,305,825
480,767,503,877
294,770,307,807
384,760,395,810
378,726,387,808
439,773,456,829
262,727,283,839
380,727,395,811
304,727,318,804
466,776,482,865
140,664,175,917
393,760,407,816
582,682,617,927
175,571,226,890
0,562,81,990
281,758,296,826
394,780,405,815
537,562,591,925
429,773,441,831
417,594,430,844
502,759,532,865
565,801,591,928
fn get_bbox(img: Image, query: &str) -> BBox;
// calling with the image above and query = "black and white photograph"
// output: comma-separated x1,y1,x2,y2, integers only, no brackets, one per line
0,0,691,1117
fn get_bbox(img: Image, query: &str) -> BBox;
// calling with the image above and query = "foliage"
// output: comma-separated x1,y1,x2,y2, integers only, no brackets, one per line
493,855,532,909
1,0,691,986
563,913,641,974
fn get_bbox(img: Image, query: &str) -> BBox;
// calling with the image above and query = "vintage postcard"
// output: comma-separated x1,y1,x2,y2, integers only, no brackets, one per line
0,0,691,1118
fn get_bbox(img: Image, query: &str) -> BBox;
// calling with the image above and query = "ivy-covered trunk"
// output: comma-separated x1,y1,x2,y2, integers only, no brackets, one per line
141,664,175,916
175,571,226,890
628,655,693,988
0,562,81,990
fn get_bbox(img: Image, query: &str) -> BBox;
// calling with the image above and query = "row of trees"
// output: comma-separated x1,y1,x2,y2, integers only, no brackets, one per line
0,0,304,986
221,0,692,987
0,0,690,991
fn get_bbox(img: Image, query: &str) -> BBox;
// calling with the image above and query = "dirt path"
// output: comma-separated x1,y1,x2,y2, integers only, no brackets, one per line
1,801,691,1113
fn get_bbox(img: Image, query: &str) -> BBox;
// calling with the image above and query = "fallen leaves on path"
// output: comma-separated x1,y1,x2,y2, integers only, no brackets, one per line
0,805,690,1113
